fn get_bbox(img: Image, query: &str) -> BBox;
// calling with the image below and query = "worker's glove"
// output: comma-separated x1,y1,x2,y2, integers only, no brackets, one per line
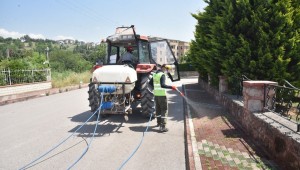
172,85,177,91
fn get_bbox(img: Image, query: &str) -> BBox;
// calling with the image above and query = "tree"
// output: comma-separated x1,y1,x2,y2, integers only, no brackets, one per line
50,50,91,72
190,0,300,87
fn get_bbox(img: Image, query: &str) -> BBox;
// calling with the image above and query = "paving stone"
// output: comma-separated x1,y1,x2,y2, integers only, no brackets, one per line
233,158,241,165
215,147,222,152
225,155,233,162
227,148,234,154
198,142,204,150
214,143,220,149
212,154,220,161
204,147,210,153
220,157,228,164
245,157,255,164
222,150,230,157
211,150,217,155
184,84,280,170
205,152,213,157
242,152,250,159
198,149,205,155
237,163,244,169
218,151,225,158
202,143,209,147
241,160,248,167
237,154,245,160
228,160,236,167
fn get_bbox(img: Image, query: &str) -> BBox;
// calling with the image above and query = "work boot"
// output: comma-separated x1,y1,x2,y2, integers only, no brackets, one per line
159,125,168,132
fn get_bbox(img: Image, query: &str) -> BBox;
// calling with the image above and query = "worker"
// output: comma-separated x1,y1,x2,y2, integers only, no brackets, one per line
118,46,137,65
150,64,177,132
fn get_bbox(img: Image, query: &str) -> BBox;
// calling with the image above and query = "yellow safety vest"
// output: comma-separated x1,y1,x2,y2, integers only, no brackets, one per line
153,72,166,96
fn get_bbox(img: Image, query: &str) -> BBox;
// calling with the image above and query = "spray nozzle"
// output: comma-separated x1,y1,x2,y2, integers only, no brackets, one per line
175,87,185,97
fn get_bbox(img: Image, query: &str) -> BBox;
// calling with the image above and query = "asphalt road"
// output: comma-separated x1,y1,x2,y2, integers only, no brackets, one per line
0,77,197,170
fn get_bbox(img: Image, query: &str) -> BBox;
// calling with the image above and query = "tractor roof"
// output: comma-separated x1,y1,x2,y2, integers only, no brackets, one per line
106,26,148,45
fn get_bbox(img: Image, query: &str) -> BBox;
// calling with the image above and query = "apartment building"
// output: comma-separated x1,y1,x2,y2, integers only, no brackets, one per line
149,36,190,63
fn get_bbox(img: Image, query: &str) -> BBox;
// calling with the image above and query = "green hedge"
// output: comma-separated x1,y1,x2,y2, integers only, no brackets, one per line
178,63,196,71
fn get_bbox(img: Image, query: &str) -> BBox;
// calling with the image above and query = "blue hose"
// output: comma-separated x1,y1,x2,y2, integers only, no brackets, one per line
67,93,104,169
19,93,105,170
117,113,153,170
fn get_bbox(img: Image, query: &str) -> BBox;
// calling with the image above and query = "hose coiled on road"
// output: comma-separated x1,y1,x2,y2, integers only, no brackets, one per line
117,113,153,170
19,93,104,170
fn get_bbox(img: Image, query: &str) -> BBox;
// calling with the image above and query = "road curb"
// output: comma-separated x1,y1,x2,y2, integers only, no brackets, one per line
183,84,202,170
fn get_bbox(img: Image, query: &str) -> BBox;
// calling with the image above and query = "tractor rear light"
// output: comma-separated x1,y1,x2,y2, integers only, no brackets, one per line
136,93,141,99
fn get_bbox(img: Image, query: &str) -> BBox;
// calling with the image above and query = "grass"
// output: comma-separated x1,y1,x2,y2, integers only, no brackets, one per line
51,71,91,88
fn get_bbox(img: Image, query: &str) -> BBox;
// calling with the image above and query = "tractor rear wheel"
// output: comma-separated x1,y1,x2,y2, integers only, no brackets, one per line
88,82,100,113
140,73,155,118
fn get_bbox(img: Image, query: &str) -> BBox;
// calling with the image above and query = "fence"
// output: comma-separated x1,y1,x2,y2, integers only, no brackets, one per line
264,80,300,132
0,69,51,86
230,75,251,97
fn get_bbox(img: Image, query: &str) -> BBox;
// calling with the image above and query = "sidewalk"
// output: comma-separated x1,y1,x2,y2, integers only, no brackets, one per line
184,83,280,170
0,84,88,106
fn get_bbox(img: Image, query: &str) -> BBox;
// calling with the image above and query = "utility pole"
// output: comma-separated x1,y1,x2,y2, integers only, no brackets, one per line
6,49,10,59
45,46,51,81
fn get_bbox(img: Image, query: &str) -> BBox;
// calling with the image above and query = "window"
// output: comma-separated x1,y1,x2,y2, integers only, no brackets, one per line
107,46,118,64
138,41,150,63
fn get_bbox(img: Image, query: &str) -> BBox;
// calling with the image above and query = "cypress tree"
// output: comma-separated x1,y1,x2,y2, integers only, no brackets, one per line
190,0,300,88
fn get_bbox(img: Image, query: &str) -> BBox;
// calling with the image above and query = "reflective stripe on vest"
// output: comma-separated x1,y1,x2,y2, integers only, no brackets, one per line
153,72,166,96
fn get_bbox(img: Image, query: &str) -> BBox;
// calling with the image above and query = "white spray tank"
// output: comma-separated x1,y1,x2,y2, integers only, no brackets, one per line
92,65,137,94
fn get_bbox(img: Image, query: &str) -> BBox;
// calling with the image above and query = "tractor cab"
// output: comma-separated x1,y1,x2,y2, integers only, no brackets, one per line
104,25,180,81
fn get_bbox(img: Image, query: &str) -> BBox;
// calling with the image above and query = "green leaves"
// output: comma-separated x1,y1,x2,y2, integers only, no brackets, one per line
0,36,107,73
189,0,300,88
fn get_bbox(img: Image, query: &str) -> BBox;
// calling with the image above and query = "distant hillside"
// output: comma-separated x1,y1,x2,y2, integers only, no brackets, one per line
0,35,106,72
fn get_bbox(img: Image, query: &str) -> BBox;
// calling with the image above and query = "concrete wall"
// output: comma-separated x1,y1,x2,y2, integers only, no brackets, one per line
0,82,52,96
198,76,300,170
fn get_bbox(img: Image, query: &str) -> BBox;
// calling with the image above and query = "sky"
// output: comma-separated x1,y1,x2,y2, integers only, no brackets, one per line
0,0,207,43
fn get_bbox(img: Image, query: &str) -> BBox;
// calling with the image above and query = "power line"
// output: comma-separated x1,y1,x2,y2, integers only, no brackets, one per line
67,0,119,26
55,0,118,28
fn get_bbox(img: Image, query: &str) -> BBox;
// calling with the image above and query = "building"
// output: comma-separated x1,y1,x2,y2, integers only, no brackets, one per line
148,36,190,63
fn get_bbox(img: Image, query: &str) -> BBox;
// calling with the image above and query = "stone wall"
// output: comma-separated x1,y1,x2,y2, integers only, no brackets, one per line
0,82,52,96
198,77,300,170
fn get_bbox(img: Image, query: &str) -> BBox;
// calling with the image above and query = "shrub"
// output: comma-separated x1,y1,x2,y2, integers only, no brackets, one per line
178,63,196,71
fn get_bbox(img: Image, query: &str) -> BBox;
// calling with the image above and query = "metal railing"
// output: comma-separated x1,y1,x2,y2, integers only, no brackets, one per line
231,75,251,97
0,69,51,86
264,80,300,132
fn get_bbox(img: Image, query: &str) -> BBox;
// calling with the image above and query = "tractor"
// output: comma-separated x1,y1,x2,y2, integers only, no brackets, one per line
88,25,180,118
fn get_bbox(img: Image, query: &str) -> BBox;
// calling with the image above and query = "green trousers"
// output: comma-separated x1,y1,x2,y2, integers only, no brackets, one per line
155,96,168,125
